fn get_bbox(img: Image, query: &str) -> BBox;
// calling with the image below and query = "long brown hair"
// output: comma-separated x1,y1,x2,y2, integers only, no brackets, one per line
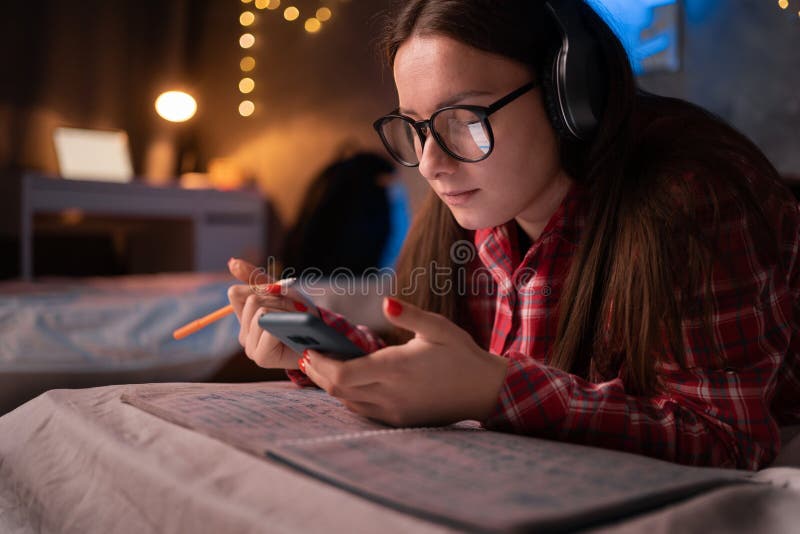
382,0,785,395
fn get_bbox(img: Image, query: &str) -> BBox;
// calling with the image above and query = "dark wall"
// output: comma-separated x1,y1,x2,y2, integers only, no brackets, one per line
639,0,800,176
0,0,200,176
1,1,797,227
0,0,404,225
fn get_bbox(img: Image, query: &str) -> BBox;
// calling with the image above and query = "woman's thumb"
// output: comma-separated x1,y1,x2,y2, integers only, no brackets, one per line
382,297,451,343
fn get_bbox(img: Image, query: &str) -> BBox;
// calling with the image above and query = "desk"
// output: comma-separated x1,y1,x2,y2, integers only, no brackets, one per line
0,173,265,280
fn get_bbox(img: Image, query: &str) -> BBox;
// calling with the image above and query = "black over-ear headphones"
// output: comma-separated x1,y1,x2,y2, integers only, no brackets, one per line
541,0,608,141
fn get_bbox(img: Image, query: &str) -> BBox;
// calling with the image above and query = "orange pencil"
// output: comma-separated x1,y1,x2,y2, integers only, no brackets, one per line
172,304,234,340
172,277,298,340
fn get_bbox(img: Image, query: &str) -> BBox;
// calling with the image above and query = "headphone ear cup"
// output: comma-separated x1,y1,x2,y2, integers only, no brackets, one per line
539,45,574,141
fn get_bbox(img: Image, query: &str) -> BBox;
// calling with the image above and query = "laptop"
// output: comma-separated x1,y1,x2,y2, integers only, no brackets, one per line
53,127,134,183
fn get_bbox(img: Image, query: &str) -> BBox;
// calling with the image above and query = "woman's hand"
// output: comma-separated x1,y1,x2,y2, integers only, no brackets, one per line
227,257,318,370
300,297,508,427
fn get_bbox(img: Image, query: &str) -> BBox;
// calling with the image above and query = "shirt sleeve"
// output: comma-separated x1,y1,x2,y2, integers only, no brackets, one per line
483,350,781,469
287,306,387,387
484,182,797,471
771,196,800,423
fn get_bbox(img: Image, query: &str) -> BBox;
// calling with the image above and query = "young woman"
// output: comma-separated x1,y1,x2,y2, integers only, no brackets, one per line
227,0,800,470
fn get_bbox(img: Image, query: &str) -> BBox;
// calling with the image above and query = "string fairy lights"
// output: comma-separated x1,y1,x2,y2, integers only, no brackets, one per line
236,0,342,118
777,0,800,18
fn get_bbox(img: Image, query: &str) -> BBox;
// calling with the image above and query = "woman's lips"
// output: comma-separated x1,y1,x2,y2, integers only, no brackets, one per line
441,189,479,206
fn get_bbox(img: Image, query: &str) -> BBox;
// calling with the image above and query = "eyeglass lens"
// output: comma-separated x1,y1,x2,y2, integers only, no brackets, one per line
380,108,491,165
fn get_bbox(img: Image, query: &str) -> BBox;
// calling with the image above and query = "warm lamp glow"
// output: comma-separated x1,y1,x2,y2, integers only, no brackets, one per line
239,33,255,48
255,0,269,8
208,158,246,190
155,91,197,123
267,0,281,9
240,56,256,72
61,208,85,225
778,0,788,8
316,7,331,21
239,100,255,117
284,6,299,21
304,18,321,33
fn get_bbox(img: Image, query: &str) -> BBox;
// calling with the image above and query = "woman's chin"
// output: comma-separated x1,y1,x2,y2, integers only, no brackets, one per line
450,209,504,231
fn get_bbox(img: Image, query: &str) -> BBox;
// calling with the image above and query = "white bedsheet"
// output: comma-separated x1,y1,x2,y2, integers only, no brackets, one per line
0,384,454,534
0,273,240,367
0,273,241,413
0,383,798,534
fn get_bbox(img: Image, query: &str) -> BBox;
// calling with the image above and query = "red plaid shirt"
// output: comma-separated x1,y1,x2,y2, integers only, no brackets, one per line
289,176,800,470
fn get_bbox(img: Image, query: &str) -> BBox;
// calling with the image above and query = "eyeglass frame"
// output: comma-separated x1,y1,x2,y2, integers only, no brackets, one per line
372,81,538,167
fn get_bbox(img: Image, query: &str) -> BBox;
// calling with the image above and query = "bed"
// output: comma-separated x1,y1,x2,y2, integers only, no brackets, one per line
0,273,241,414
0,381,798,534
1,274,798,532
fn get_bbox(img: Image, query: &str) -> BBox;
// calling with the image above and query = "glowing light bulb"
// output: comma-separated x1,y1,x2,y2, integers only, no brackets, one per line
304,18,321,33
240,11,255,26
239,100,255,117
239,77,255,94
778,0,788,9
239,33,255,48
155,91,197,123
316,7,331,21
240,56,256,72
284,6,299,21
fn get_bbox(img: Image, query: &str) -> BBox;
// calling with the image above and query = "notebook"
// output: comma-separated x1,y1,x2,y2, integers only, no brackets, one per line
122,383,752,533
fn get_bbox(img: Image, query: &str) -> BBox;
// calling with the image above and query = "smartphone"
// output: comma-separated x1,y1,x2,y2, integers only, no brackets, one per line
257,312,366,360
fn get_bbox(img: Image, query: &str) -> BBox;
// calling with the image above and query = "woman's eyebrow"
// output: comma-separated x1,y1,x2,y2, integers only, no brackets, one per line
398,89,493,116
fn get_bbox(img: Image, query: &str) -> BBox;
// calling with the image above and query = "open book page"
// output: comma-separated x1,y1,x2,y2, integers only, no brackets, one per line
122,382,750,532
268,429,751,533
121,382,390,456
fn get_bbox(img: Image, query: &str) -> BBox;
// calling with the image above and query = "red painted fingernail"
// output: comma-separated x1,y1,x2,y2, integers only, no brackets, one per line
264,283,282,295
386,297,403,317
294,301,308,312
298,358,306,373
303,349,309,359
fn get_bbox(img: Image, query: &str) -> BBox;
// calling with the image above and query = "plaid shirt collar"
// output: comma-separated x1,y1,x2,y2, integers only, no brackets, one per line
474,180,589,277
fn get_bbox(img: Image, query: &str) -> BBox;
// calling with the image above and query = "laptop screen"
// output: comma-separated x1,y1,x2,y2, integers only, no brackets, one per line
53,127,134,183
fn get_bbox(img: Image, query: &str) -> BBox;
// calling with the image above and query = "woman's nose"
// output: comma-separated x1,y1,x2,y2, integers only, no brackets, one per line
418,136,457,180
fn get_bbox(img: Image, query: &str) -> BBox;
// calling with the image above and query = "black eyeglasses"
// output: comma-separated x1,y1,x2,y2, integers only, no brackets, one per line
372,81,537,167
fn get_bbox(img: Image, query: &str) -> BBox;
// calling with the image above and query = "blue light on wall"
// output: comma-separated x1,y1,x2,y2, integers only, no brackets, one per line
684,0,719,23
586,0,682,74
